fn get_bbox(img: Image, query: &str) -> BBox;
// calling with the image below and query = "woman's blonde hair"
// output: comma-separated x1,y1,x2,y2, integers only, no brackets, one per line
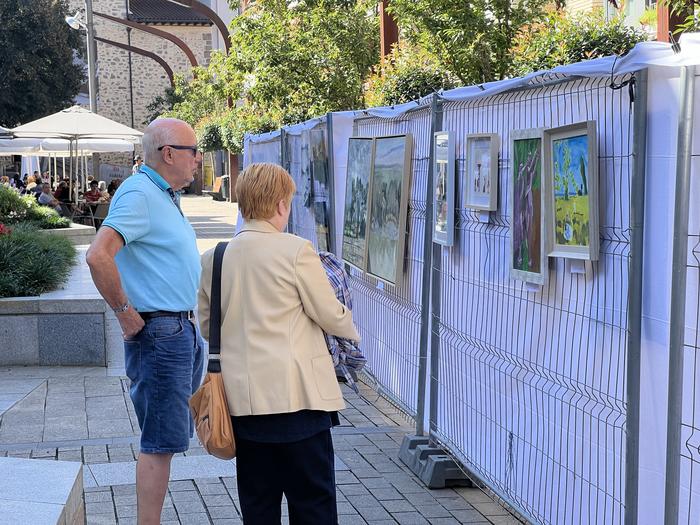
237,163,296,220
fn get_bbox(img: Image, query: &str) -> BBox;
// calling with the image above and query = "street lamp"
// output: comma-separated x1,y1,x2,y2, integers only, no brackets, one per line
65,1,98,113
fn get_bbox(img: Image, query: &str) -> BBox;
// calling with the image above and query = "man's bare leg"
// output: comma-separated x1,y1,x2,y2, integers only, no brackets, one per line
136,452,173,525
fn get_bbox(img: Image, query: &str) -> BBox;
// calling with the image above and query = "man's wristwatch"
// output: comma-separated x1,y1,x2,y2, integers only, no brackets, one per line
112,302,131,314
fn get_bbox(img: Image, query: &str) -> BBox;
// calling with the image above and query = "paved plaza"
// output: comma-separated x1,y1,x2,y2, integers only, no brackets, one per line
0,196,520,525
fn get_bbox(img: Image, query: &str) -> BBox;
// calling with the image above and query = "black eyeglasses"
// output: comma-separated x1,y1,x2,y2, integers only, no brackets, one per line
157,145,199,156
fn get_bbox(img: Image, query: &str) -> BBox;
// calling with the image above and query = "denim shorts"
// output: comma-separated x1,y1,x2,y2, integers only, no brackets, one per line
124,313,205,454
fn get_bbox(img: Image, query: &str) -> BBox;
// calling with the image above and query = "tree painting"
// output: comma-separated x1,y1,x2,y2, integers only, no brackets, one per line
552,134,589,247
342,138,373,269
512,138,542,274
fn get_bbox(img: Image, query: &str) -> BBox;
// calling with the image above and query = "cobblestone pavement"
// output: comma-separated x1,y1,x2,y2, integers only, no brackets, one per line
0,196,521,524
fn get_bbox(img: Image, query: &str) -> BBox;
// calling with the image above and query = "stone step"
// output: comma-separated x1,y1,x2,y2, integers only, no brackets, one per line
0,457,84,524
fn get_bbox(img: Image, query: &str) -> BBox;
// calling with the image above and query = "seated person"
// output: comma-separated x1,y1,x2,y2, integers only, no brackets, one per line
97,181,111,202
85,180,102,203
24,175,37,193
53,181,70,202
107,178,121,196
38,184,62,212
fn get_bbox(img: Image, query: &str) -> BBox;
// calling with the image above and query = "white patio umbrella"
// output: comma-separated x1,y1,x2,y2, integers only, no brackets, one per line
12,106,142,199
12,105,142,142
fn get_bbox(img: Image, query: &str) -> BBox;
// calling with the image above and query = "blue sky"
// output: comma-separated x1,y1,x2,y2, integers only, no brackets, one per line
553,134,588,195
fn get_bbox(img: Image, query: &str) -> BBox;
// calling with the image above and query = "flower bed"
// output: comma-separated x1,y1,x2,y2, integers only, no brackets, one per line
0,221,77,298
0,185,71,229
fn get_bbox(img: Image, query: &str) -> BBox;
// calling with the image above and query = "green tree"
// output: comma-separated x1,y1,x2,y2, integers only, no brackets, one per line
511,10,647,76
364,41,458,107
0,0,85,127
225,0,379,125
387,0,549,85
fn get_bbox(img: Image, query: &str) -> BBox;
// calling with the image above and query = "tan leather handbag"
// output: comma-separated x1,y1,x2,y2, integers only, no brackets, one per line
189,241,235,460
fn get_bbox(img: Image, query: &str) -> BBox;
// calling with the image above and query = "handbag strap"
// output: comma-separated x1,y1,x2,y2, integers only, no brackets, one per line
208,241,229,373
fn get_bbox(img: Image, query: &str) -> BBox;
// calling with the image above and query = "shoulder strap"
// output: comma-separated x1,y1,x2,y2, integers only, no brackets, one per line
208,241,229,373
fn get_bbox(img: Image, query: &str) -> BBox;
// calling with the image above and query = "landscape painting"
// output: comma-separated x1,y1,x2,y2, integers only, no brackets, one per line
545,121,599,260
510,129,546,285
342,137,374,269
465,133,499,211
433,131,454,246
366,134,413,285
310,129,331,251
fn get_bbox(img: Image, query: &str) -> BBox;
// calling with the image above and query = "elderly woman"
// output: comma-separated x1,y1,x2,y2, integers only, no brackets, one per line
198,163,359,524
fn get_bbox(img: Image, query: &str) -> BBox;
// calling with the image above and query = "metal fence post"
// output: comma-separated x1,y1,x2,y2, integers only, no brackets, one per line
326,112,338,255
664,65,697,525
625,68,648,525
280,128,288,170
417,94,443,436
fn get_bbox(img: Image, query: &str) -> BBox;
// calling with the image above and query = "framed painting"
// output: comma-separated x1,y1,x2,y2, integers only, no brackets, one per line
309,128,331,252
465,133,499,211
433,131,455,246
342,137,374,270
510,128,547,285
366,134,413,285
544,121,599,261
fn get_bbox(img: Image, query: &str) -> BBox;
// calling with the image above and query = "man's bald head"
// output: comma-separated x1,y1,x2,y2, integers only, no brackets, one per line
142,118,191,166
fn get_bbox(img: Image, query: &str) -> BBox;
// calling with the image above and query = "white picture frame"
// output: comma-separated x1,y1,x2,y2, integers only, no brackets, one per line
433,131,455,246
543,121,599,261
465,133,499,211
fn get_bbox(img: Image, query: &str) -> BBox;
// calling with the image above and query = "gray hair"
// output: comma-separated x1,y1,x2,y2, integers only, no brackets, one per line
141,118,185,165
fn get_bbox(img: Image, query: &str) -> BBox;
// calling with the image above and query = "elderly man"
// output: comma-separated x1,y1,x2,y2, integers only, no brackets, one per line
38,183,62,212
86,118,204,525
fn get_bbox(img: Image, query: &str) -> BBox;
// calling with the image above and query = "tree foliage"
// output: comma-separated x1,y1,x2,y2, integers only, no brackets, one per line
511,10,647,77
0,0,85,127
387,0,549,85
364,42,458,107
158,0,378,153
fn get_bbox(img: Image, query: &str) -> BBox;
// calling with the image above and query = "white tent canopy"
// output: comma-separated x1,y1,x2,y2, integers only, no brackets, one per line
0,137,135,156
12,105,142,142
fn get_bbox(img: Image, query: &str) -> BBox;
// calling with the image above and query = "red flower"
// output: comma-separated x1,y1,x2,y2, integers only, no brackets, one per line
0,223,12,236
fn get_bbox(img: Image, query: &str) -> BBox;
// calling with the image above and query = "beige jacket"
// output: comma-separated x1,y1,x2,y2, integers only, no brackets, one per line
198,219,360,416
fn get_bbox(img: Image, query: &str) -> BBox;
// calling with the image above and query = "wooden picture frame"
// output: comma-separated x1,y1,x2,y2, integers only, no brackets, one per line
543,121,599,261
341,137,374,271
366,134,413,285
433,131,455,246
510,128,547,285
465,133,499,211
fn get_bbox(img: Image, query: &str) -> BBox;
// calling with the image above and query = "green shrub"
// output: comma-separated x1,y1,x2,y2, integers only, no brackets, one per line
364,42,458,107
0,222,76,298
0,185,70,229
196,116,225,153
511,10,647,77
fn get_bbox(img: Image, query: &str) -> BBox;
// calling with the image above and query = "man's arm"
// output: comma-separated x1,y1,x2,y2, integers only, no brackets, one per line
86,227,144,338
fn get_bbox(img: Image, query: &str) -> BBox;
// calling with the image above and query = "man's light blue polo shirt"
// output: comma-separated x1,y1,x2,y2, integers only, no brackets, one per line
102,165,200,312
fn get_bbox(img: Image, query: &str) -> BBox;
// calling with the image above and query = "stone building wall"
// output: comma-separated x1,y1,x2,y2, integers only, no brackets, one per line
67,0,214,173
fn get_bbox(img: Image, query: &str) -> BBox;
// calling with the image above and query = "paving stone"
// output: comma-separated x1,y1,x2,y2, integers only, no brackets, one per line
86,501,116,515
198,482,229,495
337,501,357,515
212,520,243,525
161,507,179,521
88,418,134,438
335,470,361,485
175,499,206,514
116,504,137,517
470,501,510,516
451,508,492,523
113,494,137,506
208,505,239,519
203,494,234,507
179,512,212,524
338,515,366,524
417,504,453,519
112,484,136,496
85,491,113,503
86,514,117,525
340,484,370,496
428,518,461,524
372,487,404,500
393,512,431,524
380,498,415,513
171,490,203,503
356,506,394,521
486,517,523,525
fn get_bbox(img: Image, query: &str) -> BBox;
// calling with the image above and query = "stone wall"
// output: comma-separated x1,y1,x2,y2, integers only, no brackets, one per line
67,0,216,171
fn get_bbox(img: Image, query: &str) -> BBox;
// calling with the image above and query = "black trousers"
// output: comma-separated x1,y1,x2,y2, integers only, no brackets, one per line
236,429,338,524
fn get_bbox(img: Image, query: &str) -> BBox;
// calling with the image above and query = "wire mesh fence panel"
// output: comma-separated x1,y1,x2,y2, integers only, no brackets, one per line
431,75,637,524
348,106,432,417
678,71,700,525
285,124,332,250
